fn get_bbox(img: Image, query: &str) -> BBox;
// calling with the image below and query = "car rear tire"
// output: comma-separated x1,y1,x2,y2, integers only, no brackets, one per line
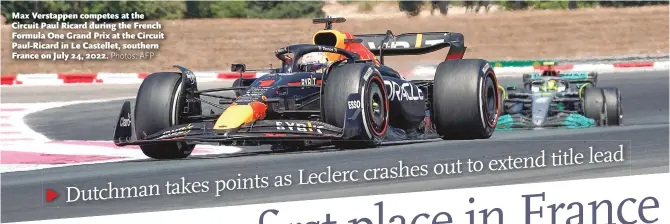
602,87,622,126
134,72,196,159
581,87,605,125
588,72,599,87
232,78,245,97
432,59,500,140
231,78,255,97
322,63,388,149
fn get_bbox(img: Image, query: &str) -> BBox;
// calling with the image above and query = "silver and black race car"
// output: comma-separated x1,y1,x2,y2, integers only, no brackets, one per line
112,17,502,159
497,72,622,130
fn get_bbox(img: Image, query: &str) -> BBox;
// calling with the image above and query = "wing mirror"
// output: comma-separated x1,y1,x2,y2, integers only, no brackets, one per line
231,64,246,73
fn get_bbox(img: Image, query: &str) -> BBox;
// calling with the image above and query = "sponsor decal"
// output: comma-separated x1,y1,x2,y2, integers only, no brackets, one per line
158,123,193,139
272,73,293,76
366,39,445,50
383,80,424,101
235,95,256,104
184,70,196,84
276,121,324,134
317,46,337,52
301,77,317,86
482,62,491,74
348,100,361,109
363,67,373,81
119,113,131,127
535,97,550,103
242,87,269,97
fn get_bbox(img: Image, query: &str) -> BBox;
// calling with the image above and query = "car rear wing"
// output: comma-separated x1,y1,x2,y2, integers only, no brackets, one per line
528,73,597,90
353,32,466,60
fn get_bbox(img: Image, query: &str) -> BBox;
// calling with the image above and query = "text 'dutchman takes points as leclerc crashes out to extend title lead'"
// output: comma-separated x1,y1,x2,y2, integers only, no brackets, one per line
44,144,627,204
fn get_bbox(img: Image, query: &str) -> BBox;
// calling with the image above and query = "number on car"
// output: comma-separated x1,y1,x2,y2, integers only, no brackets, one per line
301,77,317,86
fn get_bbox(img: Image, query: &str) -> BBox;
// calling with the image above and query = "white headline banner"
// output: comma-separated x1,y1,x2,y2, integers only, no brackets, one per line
19,173,668,224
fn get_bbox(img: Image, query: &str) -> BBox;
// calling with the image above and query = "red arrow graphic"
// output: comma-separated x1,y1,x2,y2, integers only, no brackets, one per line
45,188,59,202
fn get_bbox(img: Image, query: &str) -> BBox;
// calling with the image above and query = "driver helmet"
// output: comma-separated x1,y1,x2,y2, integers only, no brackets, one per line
299,52,329,72
541,79,559,92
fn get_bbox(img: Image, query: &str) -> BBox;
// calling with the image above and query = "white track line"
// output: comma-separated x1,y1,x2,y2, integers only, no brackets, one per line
0,97,243,173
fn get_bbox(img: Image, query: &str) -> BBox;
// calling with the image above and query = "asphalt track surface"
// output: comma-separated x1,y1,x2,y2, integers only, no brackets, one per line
2,71,669,222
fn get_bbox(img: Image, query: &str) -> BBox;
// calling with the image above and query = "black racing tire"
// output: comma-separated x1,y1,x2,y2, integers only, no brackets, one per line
230,79,253,96
602,87,622,126
322,63,388,149
231,78,257,97
588,72,599,87
134,72,195,159
231,78,246,97
432,59,500,140
581,87,605,125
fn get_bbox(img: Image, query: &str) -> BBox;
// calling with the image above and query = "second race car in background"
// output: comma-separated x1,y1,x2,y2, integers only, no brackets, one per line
497,62,622,129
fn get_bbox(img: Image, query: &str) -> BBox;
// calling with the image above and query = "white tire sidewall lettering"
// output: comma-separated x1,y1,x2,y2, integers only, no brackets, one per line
171,81,190,152
360,67,373,139
171,81,183,126
478,75,486,130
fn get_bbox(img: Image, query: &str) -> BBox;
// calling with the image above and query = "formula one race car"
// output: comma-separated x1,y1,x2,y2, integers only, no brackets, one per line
112,17,501,159
497,65,622,129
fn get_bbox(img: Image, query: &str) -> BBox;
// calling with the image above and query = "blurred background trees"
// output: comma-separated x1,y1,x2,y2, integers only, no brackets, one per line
399,0,667,15
2,0,667,23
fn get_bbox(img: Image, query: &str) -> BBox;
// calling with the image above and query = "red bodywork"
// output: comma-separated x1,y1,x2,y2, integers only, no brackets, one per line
534,63,575,76
539,65,560,77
